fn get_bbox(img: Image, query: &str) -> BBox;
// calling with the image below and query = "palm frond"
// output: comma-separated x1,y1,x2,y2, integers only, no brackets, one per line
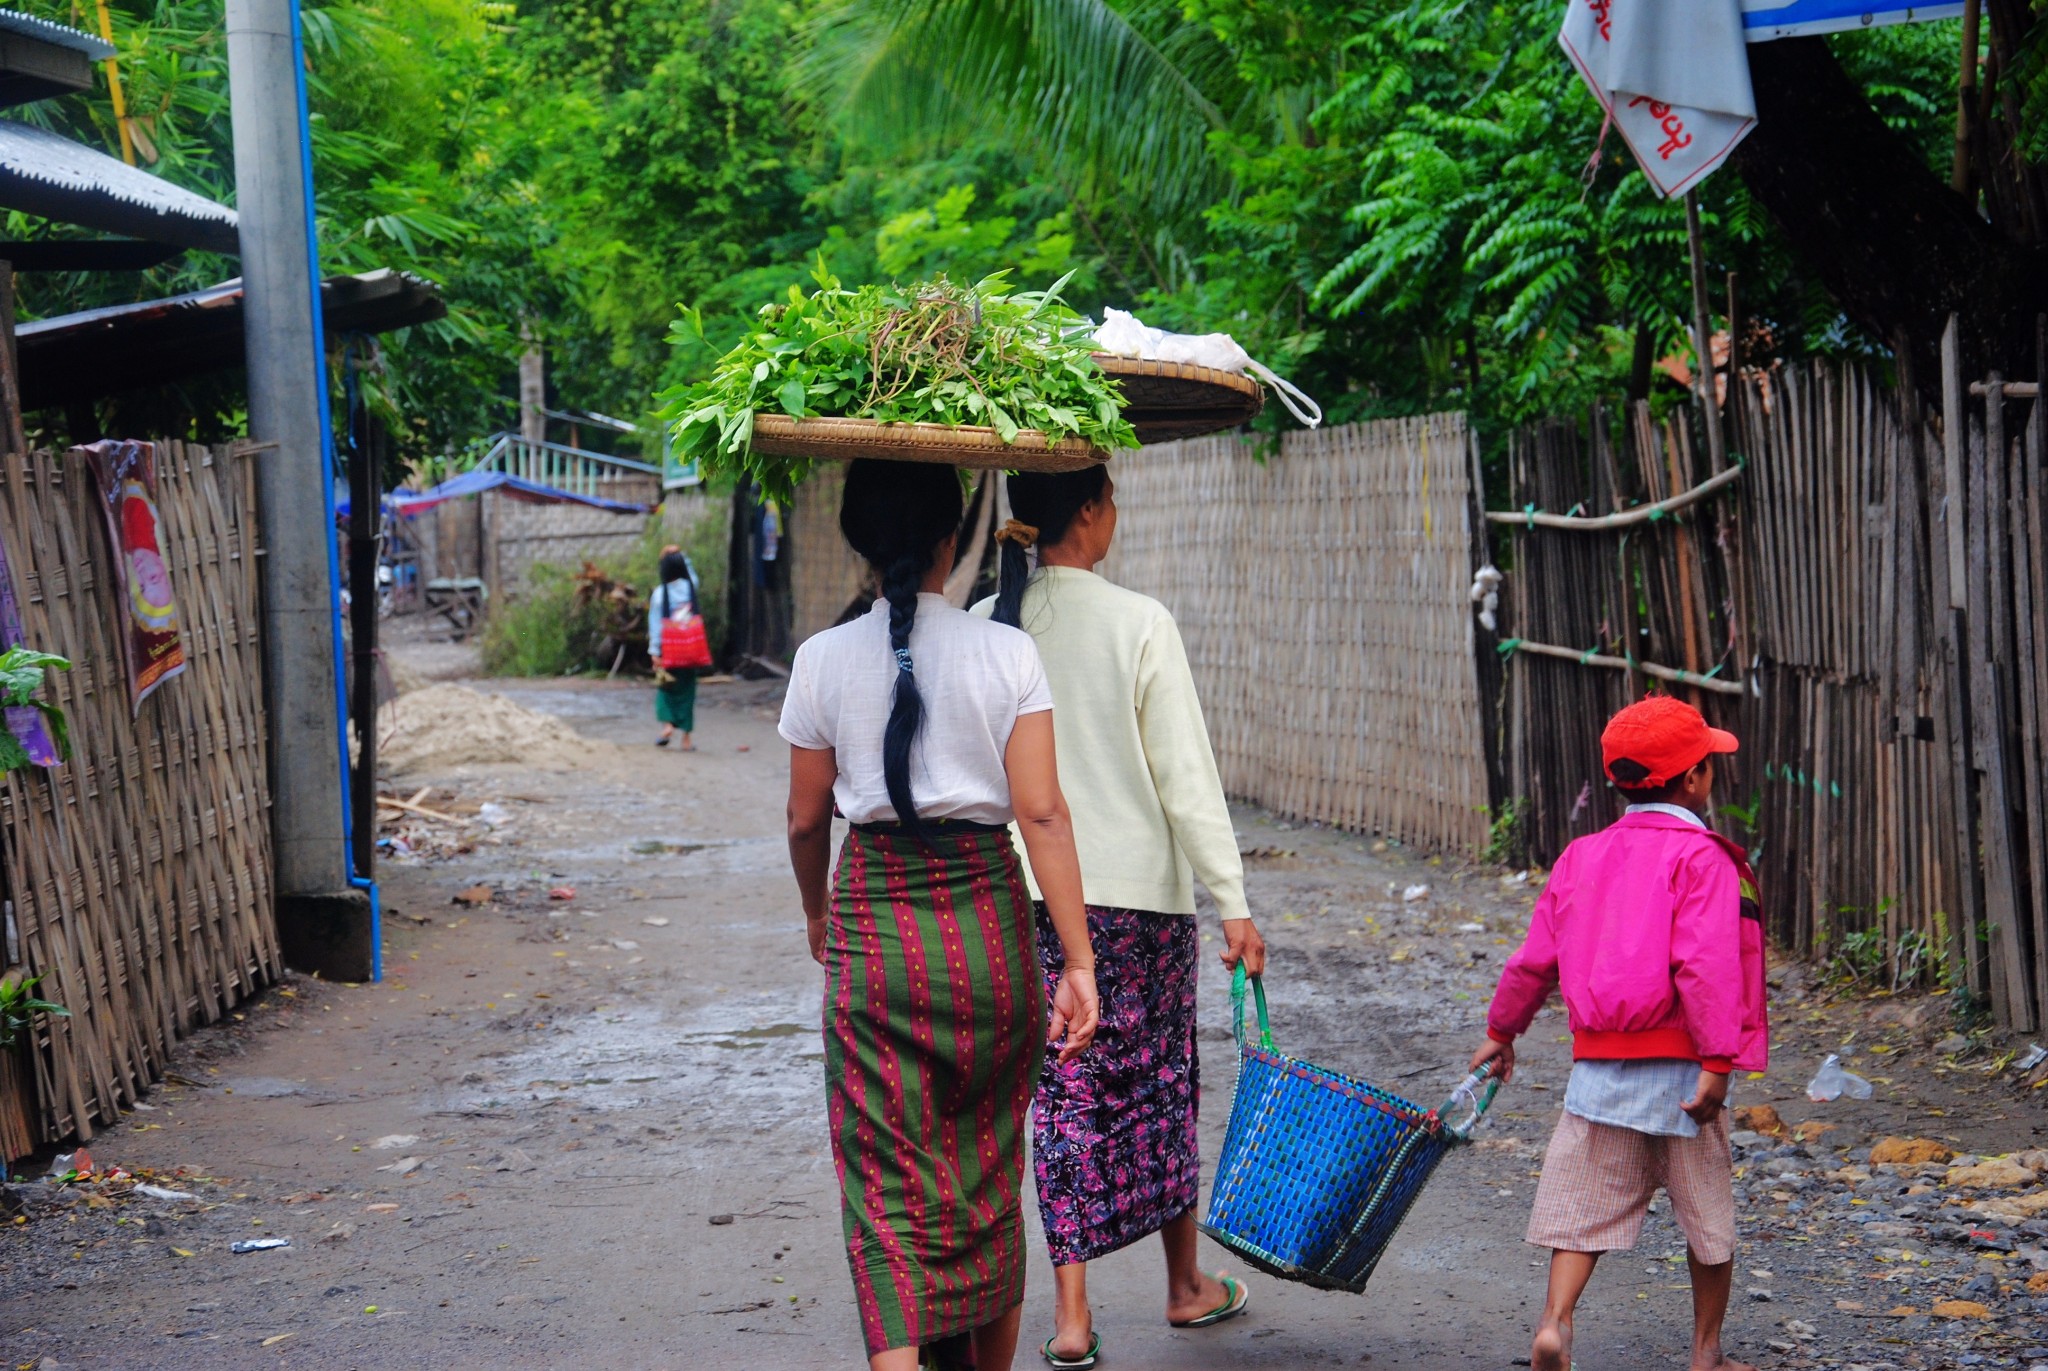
800,0,1249,231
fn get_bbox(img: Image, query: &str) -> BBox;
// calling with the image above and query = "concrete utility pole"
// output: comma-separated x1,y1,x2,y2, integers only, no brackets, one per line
226,0,375,980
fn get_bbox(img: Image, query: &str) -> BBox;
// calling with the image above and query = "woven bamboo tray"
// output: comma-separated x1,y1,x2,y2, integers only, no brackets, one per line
749,414,1111,472
1096,356,1264,443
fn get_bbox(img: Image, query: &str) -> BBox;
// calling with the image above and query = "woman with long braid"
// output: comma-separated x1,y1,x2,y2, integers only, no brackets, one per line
780,459,1101,1371
979,467,1264,1369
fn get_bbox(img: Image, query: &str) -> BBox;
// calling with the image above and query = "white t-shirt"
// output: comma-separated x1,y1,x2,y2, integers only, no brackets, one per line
778,594,1053,824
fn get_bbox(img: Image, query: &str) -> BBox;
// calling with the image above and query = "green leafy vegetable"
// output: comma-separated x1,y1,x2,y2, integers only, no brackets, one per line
658,265,1138,504
0,647,72,770
0,973,68,1052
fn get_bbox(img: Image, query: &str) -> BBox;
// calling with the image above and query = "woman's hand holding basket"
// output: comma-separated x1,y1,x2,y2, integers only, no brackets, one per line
1221,918,1267,975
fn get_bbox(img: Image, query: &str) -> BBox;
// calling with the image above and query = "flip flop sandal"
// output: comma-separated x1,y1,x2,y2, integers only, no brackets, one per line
1041,1331,1100,1369
1169,1273,1250,1329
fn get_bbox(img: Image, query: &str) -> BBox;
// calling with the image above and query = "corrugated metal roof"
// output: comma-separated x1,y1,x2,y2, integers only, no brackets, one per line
17,269,447,409
0,10,115,62
0,117,235,251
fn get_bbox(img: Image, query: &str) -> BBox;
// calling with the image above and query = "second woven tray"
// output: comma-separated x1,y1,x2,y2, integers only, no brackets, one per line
1095,356,1264,443
748,415,1111,472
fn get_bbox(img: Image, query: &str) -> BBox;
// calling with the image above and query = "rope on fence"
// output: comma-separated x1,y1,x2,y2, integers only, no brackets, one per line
1497,636,1745,695
1485,463,1744,530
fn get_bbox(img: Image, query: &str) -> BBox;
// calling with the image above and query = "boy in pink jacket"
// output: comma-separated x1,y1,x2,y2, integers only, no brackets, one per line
1471,695,1767,1371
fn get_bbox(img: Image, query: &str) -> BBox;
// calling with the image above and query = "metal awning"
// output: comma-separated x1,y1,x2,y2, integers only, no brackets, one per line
0,11,113,58
17,269,446,409
0,118,236,252
0,10,113,108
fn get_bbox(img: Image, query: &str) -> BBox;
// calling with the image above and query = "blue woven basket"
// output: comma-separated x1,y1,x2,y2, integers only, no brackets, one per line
1199,968,1499,1293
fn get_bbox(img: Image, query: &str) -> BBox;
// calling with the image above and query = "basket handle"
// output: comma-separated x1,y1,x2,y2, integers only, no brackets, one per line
1433,1059,1503,1141
1230,964,1274,1052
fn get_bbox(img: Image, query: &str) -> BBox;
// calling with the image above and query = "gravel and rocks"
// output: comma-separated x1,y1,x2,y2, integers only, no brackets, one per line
1703,1129,2048,1368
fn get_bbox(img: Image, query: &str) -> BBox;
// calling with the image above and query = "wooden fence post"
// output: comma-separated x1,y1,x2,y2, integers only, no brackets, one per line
1939,316,1990,1003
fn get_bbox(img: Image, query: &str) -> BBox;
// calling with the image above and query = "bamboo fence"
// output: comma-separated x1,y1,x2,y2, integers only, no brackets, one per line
1938,335,2048,1031
1101,417,1491,853
1733,363,1967,1016
0,440,278,1145
1495,400,1744,846
1488,359,2048,1026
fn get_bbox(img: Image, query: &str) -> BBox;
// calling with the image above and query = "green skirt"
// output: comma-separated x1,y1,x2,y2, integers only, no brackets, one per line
654,672,696,731
823,823,1043,1355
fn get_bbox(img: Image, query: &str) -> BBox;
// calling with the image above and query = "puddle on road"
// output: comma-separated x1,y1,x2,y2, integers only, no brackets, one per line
515,834,782,872
217,1076,311,1098
458,994,823,1120
622,836,784,875
458,834,784,889
483,685,638,723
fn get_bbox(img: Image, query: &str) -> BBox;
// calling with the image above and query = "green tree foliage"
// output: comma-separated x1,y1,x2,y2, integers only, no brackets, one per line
810,0,1972,428
502,0,832,412
8,1,1975,454
21,1,1106,458
15,1,509,447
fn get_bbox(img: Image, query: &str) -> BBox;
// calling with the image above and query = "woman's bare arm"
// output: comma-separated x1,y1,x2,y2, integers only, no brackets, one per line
786,744,838,964
1004,711,1098,1059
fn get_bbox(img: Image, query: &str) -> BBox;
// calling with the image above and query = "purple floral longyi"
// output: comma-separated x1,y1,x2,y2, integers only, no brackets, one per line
1031,904,1202,1266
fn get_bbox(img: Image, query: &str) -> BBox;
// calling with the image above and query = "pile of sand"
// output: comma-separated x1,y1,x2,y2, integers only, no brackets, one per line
386,655,431,697
378,683,602,774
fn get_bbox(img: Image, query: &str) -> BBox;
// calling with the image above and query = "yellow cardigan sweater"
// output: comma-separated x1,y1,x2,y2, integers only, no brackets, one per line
972,566,1249,921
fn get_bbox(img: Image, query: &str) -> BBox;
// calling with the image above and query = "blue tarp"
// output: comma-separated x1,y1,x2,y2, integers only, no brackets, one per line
338,467,651,521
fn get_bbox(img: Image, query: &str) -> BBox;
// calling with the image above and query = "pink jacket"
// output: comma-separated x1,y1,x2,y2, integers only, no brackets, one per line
1485,810,1768,1073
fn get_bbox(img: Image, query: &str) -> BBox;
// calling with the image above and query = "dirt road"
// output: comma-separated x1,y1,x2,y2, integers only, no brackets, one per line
2,660,2044,1370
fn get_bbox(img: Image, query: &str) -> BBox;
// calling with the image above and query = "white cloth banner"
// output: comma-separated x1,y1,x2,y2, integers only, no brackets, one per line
1559,0,1757,198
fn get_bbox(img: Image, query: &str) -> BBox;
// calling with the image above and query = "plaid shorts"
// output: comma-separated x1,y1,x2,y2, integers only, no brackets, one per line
1525,1107,1736,1264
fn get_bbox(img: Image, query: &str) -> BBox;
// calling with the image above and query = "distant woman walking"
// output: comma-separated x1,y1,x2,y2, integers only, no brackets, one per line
780,459,1101,1371
982,467,1265,1370
648,546,705,749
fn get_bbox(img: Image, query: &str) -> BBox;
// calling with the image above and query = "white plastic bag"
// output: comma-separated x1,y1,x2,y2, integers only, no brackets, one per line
1468,564,1504,632
1805,1053,1873,1102
1092,307,1323,428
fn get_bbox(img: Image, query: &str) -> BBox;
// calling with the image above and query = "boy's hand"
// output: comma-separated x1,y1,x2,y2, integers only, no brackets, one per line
1469,1037,1515,1084
1682,1068,1730,1123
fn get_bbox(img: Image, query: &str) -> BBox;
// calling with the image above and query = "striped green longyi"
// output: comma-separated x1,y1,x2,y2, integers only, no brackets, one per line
822,824,1044,1356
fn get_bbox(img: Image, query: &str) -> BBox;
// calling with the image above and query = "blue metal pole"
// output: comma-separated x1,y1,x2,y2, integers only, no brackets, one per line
285,1,380,982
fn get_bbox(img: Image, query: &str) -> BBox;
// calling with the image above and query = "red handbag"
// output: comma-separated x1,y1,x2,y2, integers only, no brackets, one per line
660,614,712,670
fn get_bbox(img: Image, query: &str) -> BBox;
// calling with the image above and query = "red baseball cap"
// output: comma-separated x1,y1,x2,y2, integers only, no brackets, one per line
1600,695,1738,787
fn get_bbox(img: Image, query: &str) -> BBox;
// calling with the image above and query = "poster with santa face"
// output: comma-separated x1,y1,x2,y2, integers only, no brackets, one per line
79,441,187,710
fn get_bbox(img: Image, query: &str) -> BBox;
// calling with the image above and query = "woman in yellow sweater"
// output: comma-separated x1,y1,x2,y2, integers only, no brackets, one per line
976,467,1266,1370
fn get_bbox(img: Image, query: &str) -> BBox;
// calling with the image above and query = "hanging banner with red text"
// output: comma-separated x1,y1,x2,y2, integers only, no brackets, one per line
1560,0,1758,198
79,441,187,711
